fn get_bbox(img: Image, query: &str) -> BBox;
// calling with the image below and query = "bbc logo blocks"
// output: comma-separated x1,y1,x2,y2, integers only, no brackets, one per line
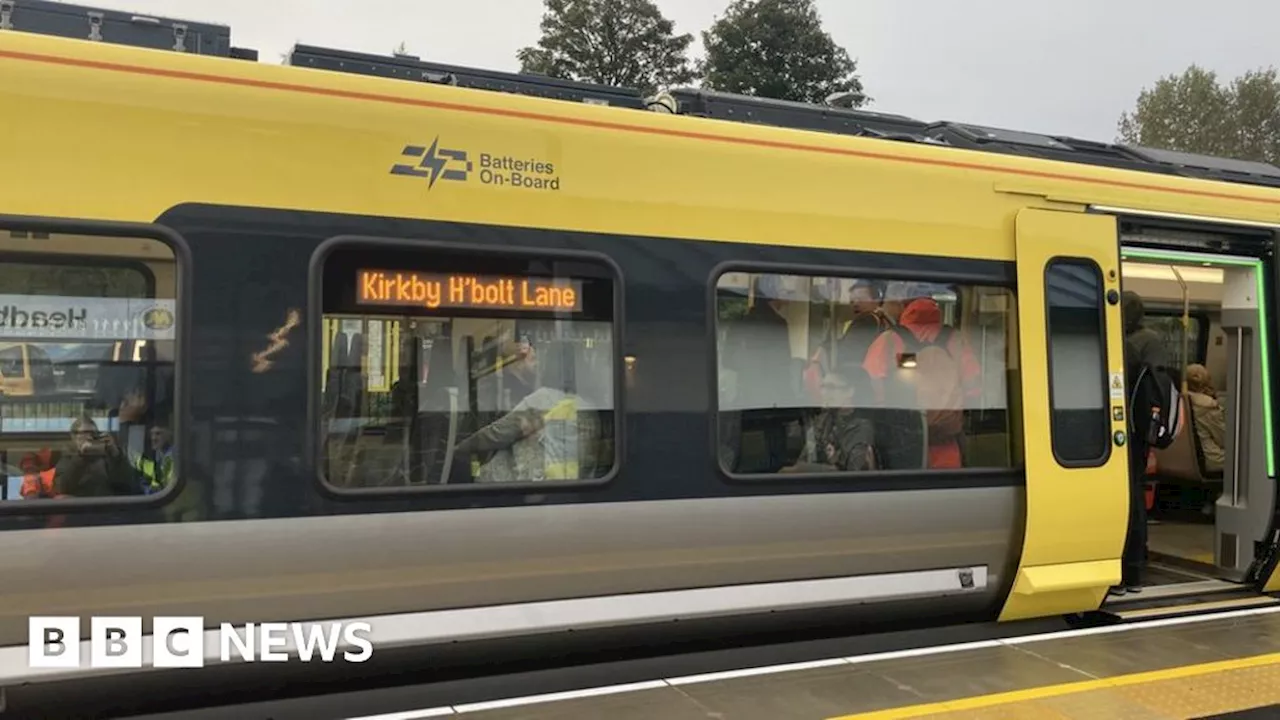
28,616,373,668
29,616,204,669
28,616,81,668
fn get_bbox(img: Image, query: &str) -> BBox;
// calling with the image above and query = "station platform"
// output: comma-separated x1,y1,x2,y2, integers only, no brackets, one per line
348,604,1280,720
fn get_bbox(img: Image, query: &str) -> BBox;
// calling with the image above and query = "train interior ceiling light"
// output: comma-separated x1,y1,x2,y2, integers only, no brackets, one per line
1121,263,1227,284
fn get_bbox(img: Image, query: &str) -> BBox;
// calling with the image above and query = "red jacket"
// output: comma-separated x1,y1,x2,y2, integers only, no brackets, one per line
863,299,980,468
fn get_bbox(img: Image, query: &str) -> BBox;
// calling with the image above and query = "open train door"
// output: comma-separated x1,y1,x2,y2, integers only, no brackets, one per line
1113,245,1280,597
999,208,1132,621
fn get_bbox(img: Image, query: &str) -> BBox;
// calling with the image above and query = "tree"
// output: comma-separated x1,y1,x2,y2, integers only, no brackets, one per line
517,0,695,94
699,0,867,106
1117,65,1280,165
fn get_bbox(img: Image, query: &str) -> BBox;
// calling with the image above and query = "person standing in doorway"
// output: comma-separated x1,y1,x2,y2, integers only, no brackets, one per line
1116,291,1169,595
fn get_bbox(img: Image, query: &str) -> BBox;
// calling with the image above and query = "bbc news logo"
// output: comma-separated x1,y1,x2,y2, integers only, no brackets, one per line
29,617,374,668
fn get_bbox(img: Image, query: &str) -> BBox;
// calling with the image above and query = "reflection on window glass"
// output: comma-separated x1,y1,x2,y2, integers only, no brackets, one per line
320,250,617,488
715,272,1016,475
1141,314,1204,370
0,232,179,504
1045,259,1108,465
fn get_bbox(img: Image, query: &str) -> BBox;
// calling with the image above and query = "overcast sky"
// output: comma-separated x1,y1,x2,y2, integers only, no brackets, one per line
72,0,1280,142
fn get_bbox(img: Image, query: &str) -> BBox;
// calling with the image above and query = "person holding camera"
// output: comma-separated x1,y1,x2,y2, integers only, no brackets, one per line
52,414,141,498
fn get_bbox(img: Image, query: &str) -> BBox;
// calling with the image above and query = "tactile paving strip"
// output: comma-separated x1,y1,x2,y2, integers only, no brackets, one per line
832,653,1280,720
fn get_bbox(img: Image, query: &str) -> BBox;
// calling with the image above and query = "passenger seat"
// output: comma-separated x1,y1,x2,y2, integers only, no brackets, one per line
1152,395,1223,484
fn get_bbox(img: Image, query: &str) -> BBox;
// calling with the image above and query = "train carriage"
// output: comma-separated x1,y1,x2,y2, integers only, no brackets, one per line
1,4,1280,713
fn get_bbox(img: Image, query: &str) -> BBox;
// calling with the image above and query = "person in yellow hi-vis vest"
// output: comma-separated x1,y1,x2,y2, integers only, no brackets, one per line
131,423,202,521
455,341,583,483
133,425,175,494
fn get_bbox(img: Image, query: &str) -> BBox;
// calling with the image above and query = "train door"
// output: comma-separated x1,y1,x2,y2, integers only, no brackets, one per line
1117,246,1279,599
999,208,1131,621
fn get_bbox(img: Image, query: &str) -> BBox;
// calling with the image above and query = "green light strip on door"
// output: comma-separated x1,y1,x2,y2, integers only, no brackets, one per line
1122,247,1275,477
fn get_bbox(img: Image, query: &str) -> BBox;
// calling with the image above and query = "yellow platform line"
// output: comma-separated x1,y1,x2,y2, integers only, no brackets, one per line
826,651,1280,719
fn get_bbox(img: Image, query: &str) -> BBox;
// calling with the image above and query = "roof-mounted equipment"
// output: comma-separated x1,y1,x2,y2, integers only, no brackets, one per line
6,0,1280,192
920,122,1171,175
1124,145,1280,189
663,88,943,144
287,44,649,110
0,0,253,59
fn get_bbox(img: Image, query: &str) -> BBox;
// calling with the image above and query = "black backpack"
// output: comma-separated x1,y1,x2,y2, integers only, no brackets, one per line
1128,362,1184,450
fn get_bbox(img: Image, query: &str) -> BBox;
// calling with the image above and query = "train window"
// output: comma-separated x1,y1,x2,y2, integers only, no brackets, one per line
1142,312,1207,369
715,273,1016,475
0,230,178,503
318,243,618,490
1044,259,1109,466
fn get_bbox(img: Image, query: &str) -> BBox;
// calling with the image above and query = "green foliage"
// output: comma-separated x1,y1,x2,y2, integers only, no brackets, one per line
517,0,695,94
699,0,867,106
0,262,147,298
1118,65,1280,164
717,294,749,321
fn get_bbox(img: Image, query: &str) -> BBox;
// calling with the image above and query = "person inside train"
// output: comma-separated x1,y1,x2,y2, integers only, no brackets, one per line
1117,290,1169,595
19,447,59,500
52,415,140,498
862,284,980,469
1122,292,1168,370
838,280,892,363
454,340,584,482
807,280,894,403
878,281,915,326
782,364,876,473
501,335,538,410
1185,363,1226,475
720,274,799,472
122,417,201,520
728,274,796,403
132,422,176,495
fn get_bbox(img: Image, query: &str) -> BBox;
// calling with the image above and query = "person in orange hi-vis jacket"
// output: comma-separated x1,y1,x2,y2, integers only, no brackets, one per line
863,284,981,469
19,447,61,499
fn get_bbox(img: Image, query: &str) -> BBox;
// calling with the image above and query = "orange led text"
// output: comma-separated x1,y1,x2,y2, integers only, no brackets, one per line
357,270,581,312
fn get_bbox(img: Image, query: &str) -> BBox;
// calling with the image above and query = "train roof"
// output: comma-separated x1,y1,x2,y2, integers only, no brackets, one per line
293,45,1280,193
286,45,1280,193
4,0,1280,193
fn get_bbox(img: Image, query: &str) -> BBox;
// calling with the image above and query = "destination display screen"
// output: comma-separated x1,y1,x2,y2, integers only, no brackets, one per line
356,269,584,313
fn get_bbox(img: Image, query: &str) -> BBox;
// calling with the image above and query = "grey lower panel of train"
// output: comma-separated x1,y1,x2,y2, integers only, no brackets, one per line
0,486,1022,679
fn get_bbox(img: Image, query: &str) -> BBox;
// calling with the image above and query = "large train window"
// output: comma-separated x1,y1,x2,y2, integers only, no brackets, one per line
715,272,1016,475
317,241,618,491
0,229,178,504
1141,311,1208,370
1044,258,1109,466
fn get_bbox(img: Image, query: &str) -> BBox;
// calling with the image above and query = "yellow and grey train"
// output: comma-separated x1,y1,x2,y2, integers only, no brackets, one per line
1,6,1280,711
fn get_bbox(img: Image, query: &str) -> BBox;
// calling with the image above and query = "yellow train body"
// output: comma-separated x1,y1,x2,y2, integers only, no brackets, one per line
1,25,1278,654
